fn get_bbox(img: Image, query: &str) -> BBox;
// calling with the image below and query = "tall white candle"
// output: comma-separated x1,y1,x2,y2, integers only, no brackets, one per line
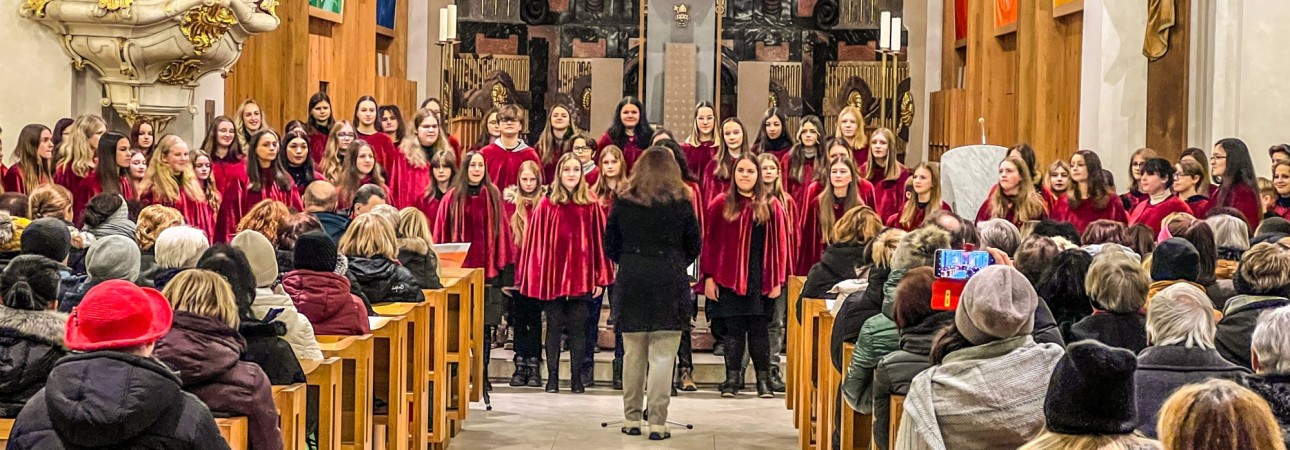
439,8,448,42
891,17,902,51
446,4,458,41
879,11,891,50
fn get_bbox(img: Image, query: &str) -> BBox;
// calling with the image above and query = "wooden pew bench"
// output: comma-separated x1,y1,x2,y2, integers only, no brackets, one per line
301,357,343,450
217,417,249,450
317,334,375,450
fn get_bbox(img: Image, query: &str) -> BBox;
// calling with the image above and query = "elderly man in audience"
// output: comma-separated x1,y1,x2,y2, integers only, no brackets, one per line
1245,305,1290,446
303,180,350,243
1216,237,1290,369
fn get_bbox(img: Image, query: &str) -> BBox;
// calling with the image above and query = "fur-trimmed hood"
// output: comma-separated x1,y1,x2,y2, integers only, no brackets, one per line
890,227,951,271
398,236,431,256
0,305,68,346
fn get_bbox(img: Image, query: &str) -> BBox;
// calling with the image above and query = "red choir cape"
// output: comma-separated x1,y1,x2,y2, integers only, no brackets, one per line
701,193,789,296
779,152,817,209
1040,187,1064,213
79,170,137,204
414,192,445,229
685,180,705,232
433,186,512,279
597,133,645,174
386,148,432,209
866,165,910,219
1272,198,1290,221
851,145,869,169
534,141,565,182
1129,195,1193,235
885,201,953,231
480,141,541,189
308,132,329,165
55,168,94,225
214,168,304,242
1120,190,1149,214
357,131,398,172
780,194,800,276
584,167,600,187
2,169,30,194
516,198,614,300
140,189,216,242
682,141,715,181
212,158,248,197
502,190,525,265
1052,194,1129,233
1213,183,1261,231
795,183,851,276
1184,195,1212,221
701,158,731,208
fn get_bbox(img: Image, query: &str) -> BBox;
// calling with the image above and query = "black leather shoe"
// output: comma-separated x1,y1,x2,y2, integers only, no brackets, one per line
649,432,671,440
719,370,740,398
581,364,596,388
756,370,774,398
769,365,786,393
545,368,559,393
570,370,585,393
621,426,641,436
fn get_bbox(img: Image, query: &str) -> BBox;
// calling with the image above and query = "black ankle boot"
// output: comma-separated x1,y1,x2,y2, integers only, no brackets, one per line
612,359,624,390
509,357,527,387
755,370,774,398
545,365,559,393
581,364,596,388
719,370,740,397
526,358,543,388
570,370,585,394
739,367,748,390
769,366,786,393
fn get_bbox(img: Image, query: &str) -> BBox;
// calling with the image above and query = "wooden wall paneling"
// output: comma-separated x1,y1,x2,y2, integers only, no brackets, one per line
389,0,409,81
964,0,1017,148
375,77,418,114
1016,0,1082,166
1145,0,1190,161
313,0,379,122
941,0,961,90
224,0,309,131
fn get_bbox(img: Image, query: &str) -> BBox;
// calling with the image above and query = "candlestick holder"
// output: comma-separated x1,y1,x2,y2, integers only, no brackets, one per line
436,39,459,119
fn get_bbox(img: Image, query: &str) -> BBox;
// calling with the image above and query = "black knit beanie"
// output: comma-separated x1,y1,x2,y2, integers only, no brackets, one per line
1044,340,1139,435
21,218,71,263
294,231,338,273
1150,238,1199,282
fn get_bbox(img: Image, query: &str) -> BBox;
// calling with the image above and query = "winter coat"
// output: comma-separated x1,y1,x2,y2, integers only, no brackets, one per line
1217,295,1290,369
239,319,306,385
895,336,1064,450
251,286,324,359
282,269,372,335
802,241,866,299
830,264,888,372
138,248,158,288
1134,344,1250,438
398,237,444,289
155,311,283,450
312,211,351,243
844,265,911,412
276,249,295,274
872,311,954,450
603,197,703,333
1243,373,1290,448
1068,311,1148,353
5,351,229,450
347,256,424,303
54,266,86,310
0,306,67,418
151,267,184,291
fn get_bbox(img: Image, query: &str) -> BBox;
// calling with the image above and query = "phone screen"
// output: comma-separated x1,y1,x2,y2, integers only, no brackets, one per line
934,249,993,280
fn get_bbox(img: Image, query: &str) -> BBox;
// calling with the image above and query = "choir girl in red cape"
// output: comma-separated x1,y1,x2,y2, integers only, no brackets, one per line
975,155,1049,227
1271,161,1290,220
835,106,867,166
863,128,909,219
378,105,406,148
1180,147,1219,197
352,95,398,169
216,129,304,242
702,153,790,398
1128,158,1193,234
469,108,501,154
335,140,388,213
1056,150,1127,233
591,145,626,213
281,129,322,192
504,160,548,389
284,120,307,136
200,116,248,195
569,134,599,186
1007,143,1046,198
4,124,55,194
388,108,449,209
753,107,793,159
535,104,581,182
418,149,457,225
128,150,147,196
54,115,105,224
234,99,265,151
682,102,717,178
702,118,751,206
191,150,222,213
1211,138,1263,230
781,115,823,206
1044,159,1071,211
306,92,334,162
517,153,613,393
1175,159,1213,218
130,119,155,155
796,155,871,275
759,153,798,272
139,135,215,239
598,96,654,172
419,97,463,154
1121,147,1158,211
505,161,547,269
89,132,136,201
886,162,951,231
480,104,541,190
319,120,356,183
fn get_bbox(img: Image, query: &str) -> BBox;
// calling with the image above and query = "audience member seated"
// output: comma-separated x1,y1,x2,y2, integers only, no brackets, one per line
1080,219,1127,247
1216,238,1290,369
276,212,322,273
870,266,952,449
802,206,881,299
1030,219,1082,246
1145,238,1216,316
1135,283,1250,438
1256,217,1290,240
1156,379,1286,450
59,235,140,312
282,232,371,335
350,183,387,217
0,193,29,221
0,211,30,272
1245,305,1290,446
155,270,283,450
1014,234,1064,286
395,207,444,289
977,218,1021,256
1019,341,1159,450
0,255,67,418
232,230,323,360
1034,249,1093,336
80,193,136,242
1208,212,1249,305
1125,223,1157,257
236,199,290,269
5,280,229,449
21,218,85,303
28,185,89,272
895,265,1064,448
303,180,350,243
198,245,305,384
829,228,903,372
149,225,209,290
340,214,422,303
134,205,184,287
1069,246,1149,353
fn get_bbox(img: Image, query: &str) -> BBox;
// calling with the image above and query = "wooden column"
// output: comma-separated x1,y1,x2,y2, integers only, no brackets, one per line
1146,0,1190,161
223,0,309,130
1016,0,1083,163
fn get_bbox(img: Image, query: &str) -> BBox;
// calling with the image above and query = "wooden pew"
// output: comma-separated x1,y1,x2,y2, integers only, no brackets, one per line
443,267,486,404
373,301,430,450
890,395,905,449
273,383,307,450
815,309,836,450
217,417,250,450
787,276,805,413
302,358,344,450
438,268,484,434
797,297,826,450
369,315,409,450
835,341,875,450
1,417,14,447
422,290,451,449
317,334,375,450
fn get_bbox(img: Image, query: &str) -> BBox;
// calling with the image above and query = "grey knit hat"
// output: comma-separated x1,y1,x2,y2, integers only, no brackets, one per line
955,265,1037,345
86,235,141,282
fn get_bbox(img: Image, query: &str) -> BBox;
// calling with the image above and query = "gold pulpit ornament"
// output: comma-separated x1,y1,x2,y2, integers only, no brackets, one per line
673,4,690,28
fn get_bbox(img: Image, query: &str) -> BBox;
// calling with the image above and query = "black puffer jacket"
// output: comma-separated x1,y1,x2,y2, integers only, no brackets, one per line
239,319,306,385
347,256,423,303
1244,373,1290,448
802,241,866,299
5,351,229,449
398,237,443,289
871,311,954,450
0,306,68,418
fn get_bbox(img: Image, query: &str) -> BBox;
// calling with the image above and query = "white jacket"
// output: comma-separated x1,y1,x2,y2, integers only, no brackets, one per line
251,286,324,360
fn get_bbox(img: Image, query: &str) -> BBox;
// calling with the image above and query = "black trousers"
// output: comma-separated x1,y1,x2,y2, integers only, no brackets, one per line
544,295,590,377
510,294,543,359
722,315,771,372
676,291,697,369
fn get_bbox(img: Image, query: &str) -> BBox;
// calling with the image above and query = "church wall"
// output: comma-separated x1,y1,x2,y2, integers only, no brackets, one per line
1077,0,1147,182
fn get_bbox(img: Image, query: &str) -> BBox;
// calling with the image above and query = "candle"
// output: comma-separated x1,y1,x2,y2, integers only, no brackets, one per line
439,8,448,42
879,11,891,50
446,4,458,41
891,17,902,51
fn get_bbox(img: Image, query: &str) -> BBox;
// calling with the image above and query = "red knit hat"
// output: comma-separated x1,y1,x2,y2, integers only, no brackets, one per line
65,279,173,351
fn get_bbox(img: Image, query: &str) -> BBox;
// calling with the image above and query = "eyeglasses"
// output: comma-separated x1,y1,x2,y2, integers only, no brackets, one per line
573,145,590,151
337,132,356,138
1213,155,1228,160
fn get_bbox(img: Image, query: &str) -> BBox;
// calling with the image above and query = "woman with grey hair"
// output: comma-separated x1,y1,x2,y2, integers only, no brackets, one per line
1133,282,1249,438
977,218,1021,256
1206,213,1248,307
1244,305,1290,446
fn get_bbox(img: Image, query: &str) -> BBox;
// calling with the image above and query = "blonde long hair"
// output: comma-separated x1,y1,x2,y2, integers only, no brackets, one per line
684,101,716,147
863,127,902,182
536,104,582,166
591,145,626,201
508,161,546,246
990,156,1047,222
142,135,206,203
321,121,354,183
836,106,865,150
163,269,240,328
898,162,942,228
56,115,105,178
400,108,450,168
339,213,400,260
549,152,593,206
